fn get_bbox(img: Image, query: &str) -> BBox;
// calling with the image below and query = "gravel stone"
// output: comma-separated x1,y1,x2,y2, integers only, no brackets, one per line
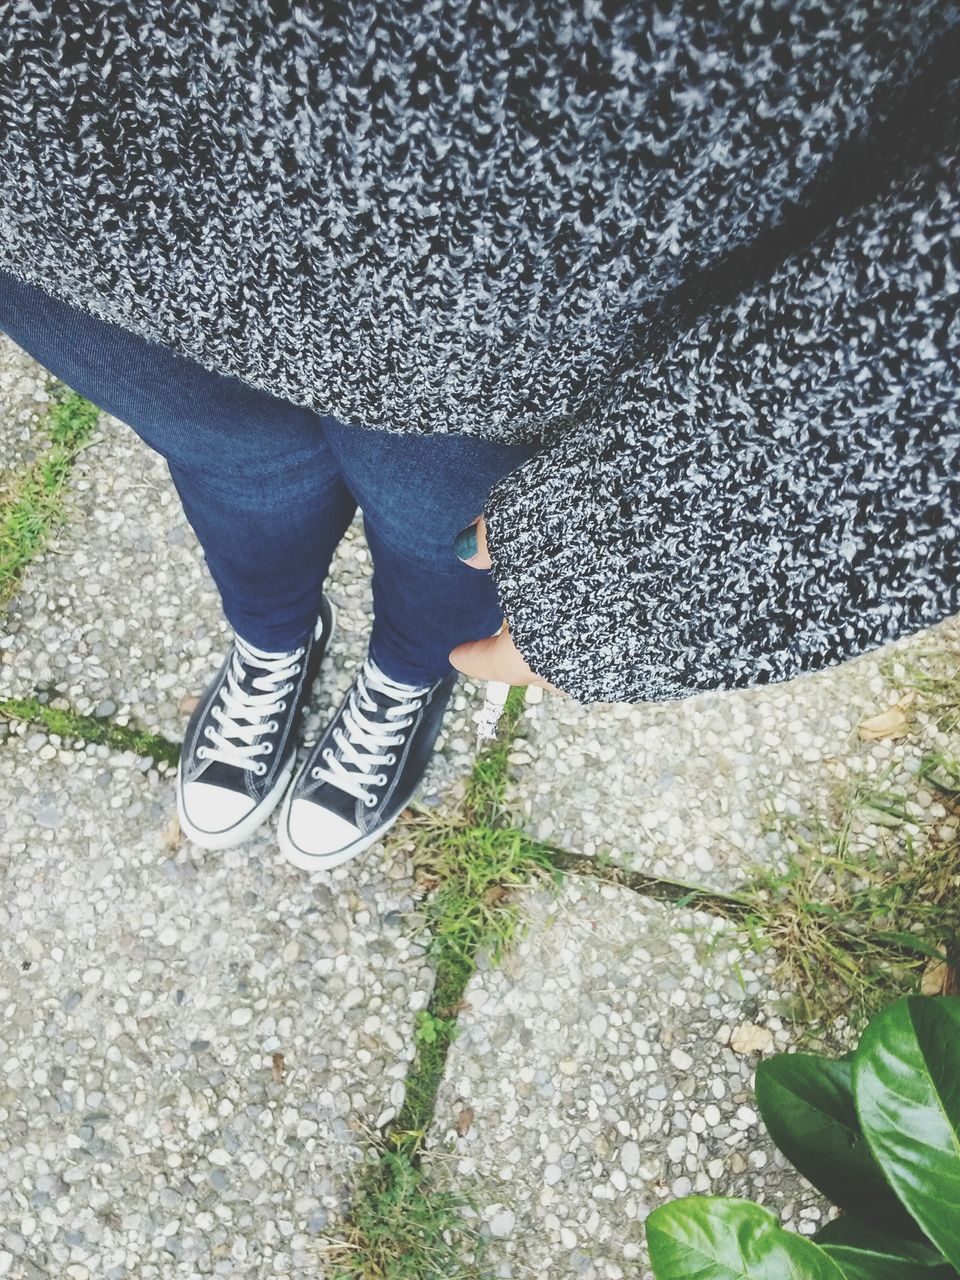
488,1209,516,1239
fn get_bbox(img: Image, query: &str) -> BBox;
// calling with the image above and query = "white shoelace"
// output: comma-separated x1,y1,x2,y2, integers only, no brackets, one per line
197,636,304,776
310,659,430,806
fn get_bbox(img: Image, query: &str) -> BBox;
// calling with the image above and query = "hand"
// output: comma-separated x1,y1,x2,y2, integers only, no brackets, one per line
448,517,561,691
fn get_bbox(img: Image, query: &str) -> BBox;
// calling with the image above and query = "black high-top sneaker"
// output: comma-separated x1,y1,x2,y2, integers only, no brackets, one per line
176,597,336,850
278,657,458,871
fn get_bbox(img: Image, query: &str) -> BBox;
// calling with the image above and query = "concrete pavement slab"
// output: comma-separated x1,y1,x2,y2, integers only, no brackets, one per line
425,876,832,1280
0,727,435,1278
507,616,960,892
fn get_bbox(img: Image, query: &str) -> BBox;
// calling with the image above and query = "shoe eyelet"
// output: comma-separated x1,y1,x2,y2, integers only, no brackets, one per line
311,767,321,780
386,753,396,765
267,720,279,734
261,742,274,756
277,700,287,712
323,747,333,763
204,725,215,739
375,773,388,786
256,762,267,776
364,796,377,808
196,746,208,760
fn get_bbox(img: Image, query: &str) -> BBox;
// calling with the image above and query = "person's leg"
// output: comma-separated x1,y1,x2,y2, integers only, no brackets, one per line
0,269,357,650
0,267,358,850
321,419,539,684
276,421,541,871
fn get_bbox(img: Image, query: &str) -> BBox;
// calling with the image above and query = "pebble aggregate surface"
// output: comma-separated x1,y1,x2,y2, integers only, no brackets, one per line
1,342,958,1276
0,729,433,1278
425,878,826,1280
508,617,960,892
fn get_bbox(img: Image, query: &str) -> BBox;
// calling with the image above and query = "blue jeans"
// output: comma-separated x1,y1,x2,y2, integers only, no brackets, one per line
0,269,537,684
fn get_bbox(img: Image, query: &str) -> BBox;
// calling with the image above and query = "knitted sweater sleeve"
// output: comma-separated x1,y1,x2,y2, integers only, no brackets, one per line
482,144,960,704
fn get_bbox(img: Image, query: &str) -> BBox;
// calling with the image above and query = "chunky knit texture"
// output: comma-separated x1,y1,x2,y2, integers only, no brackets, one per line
1,1,958,701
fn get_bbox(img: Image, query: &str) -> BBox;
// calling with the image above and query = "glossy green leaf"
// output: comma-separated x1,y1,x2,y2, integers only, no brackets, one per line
854,996,960,1268
755,1055,911,1229
815,1217,958,1280
646,1197,846,1280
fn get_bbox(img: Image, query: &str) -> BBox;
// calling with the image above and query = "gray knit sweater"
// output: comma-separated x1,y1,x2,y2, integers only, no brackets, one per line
1,1,958,701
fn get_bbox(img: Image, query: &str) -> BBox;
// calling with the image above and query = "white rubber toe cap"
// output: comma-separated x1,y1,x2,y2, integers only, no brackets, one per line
180,781,256,835
285,798,362,858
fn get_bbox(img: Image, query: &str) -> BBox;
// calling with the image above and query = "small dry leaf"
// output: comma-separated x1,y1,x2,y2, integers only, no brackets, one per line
483,885,510,907
921,959,960,997
161,815,181,850
179,694,200,716
729,1022,774,1055
455,1106,475,1137
436,998,470,1019
271,1052,286,1083
857,703,911,742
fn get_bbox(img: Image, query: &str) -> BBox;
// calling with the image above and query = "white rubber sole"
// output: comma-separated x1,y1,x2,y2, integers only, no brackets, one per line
276,794,405,872
175,602,336,852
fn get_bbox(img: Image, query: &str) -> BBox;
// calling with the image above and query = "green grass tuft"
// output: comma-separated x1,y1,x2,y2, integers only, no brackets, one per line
461,685,528,820
0,386,101,604
44,386,103,448
734,768,960,1028
883,640,960,735
323,1151,486,1280
393,822,557,1147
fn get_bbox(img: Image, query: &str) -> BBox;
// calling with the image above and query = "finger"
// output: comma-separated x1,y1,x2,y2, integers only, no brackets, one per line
453,515,491,569
449,631,510,682
450,623,556,689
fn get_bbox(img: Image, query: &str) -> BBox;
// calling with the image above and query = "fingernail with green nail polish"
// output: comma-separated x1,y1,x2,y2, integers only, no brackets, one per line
454,522,479,561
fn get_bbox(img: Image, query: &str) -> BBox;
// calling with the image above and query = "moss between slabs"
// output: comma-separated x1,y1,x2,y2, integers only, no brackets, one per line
0,695,180,767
